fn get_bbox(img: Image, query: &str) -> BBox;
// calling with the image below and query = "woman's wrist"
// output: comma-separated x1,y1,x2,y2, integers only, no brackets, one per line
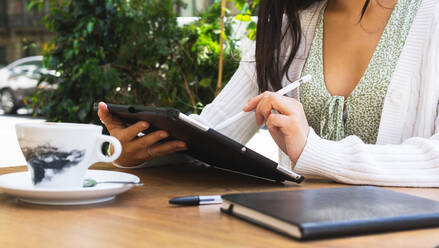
289,126,310,164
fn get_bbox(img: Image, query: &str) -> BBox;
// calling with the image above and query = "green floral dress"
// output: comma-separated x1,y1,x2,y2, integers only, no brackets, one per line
300,0,420,144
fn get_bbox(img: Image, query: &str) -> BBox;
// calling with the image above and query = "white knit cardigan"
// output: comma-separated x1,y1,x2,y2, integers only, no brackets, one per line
194,0,439,187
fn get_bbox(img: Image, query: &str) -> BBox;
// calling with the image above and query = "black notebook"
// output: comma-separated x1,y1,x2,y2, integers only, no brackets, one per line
221,186,439,240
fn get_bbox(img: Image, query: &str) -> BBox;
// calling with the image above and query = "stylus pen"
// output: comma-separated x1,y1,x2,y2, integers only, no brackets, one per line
214,74,312,130
169,195,222,206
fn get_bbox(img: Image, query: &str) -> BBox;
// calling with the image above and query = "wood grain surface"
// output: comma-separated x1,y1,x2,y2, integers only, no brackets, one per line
1,163,439,248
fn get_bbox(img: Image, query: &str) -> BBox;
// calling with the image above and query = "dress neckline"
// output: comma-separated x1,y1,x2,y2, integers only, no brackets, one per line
319,0,401,101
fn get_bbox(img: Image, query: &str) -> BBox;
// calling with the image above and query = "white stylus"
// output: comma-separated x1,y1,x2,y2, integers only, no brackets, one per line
214,74,312,130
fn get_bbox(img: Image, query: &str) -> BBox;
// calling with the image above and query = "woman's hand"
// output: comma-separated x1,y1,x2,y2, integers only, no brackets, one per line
243,92,310,163
97,102,187,167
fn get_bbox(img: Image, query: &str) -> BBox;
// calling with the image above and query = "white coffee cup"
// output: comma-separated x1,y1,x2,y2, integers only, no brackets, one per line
15,122,122,189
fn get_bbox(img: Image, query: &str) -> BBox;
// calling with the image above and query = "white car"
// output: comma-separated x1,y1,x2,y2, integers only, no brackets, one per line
0,56,58,114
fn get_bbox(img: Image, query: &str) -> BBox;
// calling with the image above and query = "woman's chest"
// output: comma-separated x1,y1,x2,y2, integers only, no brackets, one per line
322,13,389,98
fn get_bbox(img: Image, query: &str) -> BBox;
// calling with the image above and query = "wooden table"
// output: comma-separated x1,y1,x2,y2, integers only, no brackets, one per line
1,163,439,248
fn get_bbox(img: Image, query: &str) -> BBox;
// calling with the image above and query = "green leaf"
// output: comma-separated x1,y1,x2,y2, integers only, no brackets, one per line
246,21,257,40
240,3,250,15
180,37,189,45
247,21,256,30
87,22,94,33
199,78,212,88
235,14,251,22
65,49,73,59
27,1,37,11
247,29,256,40
233,0,245,11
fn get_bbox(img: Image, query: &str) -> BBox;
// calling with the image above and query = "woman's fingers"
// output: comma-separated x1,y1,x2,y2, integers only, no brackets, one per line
97,102,125,132
265,93,297,115
244,91,296,114
146,141,187,159
130,130,169,149
254,98,268,126
243,91,270,112
119,121,151,143
254,93,278,125
265,113,288,153
254,92,300,125
127,140,186,161
255,94,278,125
266,113,288,129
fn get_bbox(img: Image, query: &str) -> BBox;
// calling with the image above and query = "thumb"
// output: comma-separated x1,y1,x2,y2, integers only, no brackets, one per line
97,102,125,132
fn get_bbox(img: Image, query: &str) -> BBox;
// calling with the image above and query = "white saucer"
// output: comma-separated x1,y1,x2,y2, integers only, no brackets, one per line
0,170,140,205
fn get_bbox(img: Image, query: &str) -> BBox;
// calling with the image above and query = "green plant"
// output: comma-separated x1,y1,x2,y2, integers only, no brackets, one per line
28,0,240,123
233,0,259,40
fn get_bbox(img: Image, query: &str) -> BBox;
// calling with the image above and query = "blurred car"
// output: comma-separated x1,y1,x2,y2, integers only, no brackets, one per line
0,56,58,114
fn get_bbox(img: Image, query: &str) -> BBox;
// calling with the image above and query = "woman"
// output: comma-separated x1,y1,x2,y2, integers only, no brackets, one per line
98,0,439,186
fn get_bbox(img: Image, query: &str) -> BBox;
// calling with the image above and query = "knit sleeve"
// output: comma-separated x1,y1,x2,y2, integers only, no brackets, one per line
294,128,439,187
193,46,261,144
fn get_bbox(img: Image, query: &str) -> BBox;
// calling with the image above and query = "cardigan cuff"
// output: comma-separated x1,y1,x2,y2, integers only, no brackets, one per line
294,128,339,176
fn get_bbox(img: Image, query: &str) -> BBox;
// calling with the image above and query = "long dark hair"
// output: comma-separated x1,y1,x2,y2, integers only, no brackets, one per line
256,0,371,92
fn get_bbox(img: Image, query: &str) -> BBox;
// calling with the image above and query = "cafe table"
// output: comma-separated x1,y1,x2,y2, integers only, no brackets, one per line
1,162,439,248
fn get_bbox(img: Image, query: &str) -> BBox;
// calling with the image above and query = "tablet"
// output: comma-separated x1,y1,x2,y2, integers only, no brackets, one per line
102,103,304,183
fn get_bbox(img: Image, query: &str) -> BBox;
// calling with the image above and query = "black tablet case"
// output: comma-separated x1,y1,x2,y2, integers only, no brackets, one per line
104,103,303,183
221,186,439,240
